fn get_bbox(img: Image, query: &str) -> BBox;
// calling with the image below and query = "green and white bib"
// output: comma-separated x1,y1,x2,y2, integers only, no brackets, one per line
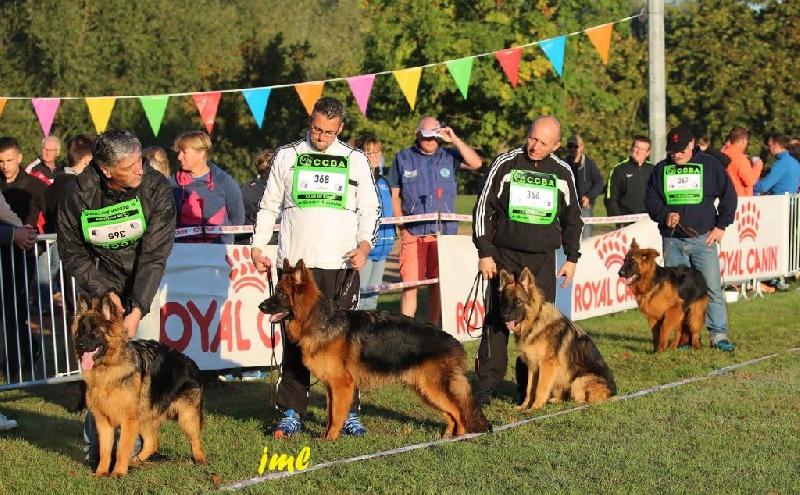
80,197,146,250
508,170,558,225
292,153,350,209
664,163,703,205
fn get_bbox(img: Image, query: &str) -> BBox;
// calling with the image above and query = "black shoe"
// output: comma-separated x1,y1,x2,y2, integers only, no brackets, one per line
514,393,526,406
474,391,492,406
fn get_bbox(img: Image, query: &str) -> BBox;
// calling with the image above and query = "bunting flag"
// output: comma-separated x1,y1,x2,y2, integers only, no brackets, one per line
585,23,613,65
192,92,222,134
0,98,6,119
140,96,170,137
445,57,474,99
85,97,116,134
295,82,325,115
392,67,423,110
242,88,271,128
540,35,567,77
347,74,376,116
31,98,61,137
495,48,522,88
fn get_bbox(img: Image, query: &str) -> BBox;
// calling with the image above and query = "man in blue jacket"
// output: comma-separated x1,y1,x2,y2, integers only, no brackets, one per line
754,133,800,195
645,126,738,352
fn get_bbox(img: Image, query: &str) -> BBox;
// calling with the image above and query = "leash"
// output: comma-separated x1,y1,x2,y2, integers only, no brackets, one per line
463,271,494,360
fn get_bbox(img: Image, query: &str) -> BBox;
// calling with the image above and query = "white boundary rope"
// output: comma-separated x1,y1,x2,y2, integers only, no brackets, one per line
220,347,800,491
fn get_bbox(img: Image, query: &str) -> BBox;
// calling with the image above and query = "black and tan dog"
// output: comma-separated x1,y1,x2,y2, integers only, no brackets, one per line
499,268,616,410
72,294,207,476
259,259,491,440
618,239,708,352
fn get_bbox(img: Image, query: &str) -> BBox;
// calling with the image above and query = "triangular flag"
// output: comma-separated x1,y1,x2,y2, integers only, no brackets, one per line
495,48,522,88
140,96,170,137
0,98,6,119
192,92,222,134
294,82,325,115
445,57,474,99
347,74,376,116
540,35,567,77
31,98,61,137
85,97,117,134
585,23,614,65
392,67,423,110
242,88,272,128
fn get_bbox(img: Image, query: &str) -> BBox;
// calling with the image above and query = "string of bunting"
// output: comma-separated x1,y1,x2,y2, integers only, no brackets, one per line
0,15,639,137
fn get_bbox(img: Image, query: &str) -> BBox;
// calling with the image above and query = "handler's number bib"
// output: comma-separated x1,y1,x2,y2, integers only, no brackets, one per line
292,153,350,209
80,197,147,250
664,163,703,205
508,170,558,224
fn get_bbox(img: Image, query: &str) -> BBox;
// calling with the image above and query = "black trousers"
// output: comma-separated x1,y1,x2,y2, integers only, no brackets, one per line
472,248,557,399
275,267,361,415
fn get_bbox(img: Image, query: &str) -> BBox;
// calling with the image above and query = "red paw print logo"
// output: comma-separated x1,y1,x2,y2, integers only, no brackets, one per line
225,246,267,294
735,202,760,242
593,231,629,270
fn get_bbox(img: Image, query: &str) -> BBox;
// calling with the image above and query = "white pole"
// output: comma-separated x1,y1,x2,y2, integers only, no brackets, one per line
648,0,667,163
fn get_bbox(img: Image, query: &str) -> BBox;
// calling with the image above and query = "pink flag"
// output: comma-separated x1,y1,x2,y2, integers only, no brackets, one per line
495,48,522,88
31,98,61,137
347,74,376,116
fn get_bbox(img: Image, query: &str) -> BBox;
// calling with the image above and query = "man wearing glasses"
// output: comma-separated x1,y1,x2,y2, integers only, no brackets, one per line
251,96,380,438
644,126,738,352
604,135,654,228
564,134,604,238
387,117,482,326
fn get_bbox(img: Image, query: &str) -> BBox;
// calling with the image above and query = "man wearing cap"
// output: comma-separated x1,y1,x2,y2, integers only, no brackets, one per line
387,117,482,325
644,126,738,352
565,134,603,238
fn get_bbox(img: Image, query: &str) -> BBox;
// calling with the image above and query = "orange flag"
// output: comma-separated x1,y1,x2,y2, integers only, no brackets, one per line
0,98,6,119
192,92,222,134
585,23,614,65
295,82,325,115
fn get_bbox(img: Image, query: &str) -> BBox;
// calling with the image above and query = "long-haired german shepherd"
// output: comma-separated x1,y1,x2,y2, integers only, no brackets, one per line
259,259,491,440
618,239,708,352
72,294,207,476
499,268,616,410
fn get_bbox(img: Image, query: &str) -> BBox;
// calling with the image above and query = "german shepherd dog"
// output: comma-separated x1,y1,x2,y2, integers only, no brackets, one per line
498,268,616,410
258,259,491,440
618,239,708,352
72,294,207,476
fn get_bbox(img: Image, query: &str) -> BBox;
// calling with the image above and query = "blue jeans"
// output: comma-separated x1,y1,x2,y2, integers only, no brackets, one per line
662,234,730,345
357,258,387,310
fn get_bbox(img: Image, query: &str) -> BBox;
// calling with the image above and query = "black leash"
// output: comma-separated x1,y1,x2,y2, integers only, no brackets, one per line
463,271,493,359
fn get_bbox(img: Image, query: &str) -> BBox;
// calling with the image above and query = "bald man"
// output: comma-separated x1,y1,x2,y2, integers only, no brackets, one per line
471,115,584,405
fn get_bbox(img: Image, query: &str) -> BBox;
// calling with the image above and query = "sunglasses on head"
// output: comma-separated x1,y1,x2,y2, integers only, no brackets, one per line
567,143,579,149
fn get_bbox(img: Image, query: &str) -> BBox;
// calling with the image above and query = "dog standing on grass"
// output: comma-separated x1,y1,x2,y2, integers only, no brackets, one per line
498,268,616,410
618,239,708,352
72,294,207,476
259,259,491,440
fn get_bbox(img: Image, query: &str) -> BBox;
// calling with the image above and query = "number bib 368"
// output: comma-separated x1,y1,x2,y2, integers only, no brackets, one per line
292,153,350,209
80,197,147,250
508,170,558,224
664,163,703,205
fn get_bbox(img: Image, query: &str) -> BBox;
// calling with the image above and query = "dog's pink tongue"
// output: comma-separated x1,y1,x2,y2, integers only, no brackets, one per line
80,349,99,371
623,276,636,286
505,320,517,333
268,312,286,323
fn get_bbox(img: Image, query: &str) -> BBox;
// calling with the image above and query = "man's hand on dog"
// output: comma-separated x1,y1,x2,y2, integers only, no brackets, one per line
478,257,496,280
251,247,272,275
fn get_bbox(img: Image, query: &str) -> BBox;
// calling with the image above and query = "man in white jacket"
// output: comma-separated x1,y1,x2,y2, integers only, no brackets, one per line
251,96,380,438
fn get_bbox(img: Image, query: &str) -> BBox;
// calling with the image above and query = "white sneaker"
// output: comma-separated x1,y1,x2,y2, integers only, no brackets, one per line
0,413,18,431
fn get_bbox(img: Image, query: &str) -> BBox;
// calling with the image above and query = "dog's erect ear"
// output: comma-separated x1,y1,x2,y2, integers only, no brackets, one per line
518,267,535,292
499,269,513,290
282,257,291,273
630,238,639,250
292,259,307,285
76,293,91,314
99,293,119,321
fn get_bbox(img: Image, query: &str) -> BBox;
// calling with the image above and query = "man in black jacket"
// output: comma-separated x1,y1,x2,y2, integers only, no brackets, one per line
604,135,654,228
565,134,603,238
57,128,176,468
472,116,583,405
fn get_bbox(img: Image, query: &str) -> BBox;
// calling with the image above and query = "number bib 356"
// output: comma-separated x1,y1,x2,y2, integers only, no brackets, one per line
292,153,350,209
664,163,703,205
508,170,558,224
80,197,147,250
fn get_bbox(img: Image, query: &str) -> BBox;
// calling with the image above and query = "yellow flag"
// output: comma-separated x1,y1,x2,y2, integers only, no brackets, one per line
295,82,325,115
85,97,117,133
586,23,614,65
393,67,423,110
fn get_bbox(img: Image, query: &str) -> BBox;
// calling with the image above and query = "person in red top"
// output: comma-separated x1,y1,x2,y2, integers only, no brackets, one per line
25,135,61,186
723,127,762,197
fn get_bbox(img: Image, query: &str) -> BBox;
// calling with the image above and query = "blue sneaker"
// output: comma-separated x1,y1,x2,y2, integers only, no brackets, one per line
273,409,302,438
712,340,735,352
341,413,367,436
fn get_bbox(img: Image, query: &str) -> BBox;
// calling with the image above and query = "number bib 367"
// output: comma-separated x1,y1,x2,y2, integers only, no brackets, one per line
508,170,558,224
80,197,147,250
664,163,703,205
292,153,350,209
